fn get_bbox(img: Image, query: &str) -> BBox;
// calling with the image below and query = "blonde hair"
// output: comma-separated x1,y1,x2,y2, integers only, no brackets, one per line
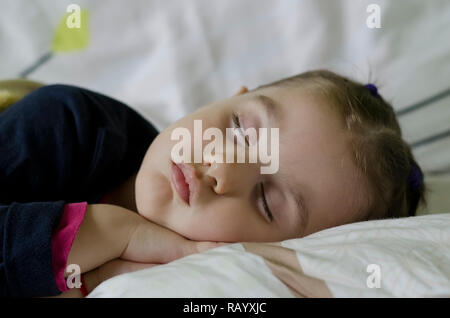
257,70,427,220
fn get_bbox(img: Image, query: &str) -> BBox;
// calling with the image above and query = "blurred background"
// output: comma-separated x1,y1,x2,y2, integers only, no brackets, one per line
1,0,449,213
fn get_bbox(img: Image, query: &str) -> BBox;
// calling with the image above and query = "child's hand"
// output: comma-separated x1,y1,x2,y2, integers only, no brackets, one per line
121,218,227,264
67,204,226,277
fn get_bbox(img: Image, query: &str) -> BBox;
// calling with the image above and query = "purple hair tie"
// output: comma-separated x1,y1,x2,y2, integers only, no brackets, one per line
408,166,423,190
365,83,379,97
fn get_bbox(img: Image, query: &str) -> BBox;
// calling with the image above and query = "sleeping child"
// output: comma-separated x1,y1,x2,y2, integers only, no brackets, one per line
0,70,426,297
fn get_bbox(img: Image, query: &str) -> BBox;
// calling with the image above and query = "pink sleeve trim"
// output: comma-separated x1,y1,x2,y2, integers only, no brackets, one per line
51,202,88,292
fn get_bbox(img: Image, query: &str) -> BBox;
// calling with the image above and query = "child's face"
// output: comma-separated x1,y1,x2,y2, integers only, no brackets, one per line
135,85,369,242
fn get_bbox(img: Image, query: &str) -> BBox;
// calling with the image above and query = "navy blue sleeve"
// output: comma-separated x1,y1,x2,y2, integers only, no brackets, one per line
0,85,159,296
0,201,64,297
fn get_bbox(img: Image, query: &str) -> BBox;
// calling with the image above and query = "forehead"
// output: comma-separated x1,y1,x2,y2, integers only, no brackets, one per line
255,85,346,151
257,86,367,225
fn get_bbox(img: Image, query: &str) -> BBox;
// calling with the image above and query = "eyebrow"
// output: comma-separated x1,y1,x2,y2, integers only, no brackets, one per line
252,94,309,229
252,94,281,127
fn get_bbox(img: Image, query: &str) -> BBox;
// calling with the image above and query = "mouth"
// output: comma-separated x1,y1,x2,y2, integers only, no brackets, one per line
170,161,198,205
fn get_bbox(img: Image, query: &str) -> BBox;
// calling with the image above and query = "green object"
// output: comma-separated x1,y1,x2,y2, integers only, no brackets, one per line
52,9,90,52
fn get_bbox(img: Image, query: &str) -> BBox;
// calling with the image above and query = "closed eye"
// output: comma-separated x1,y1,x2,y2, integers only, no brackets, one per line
260,183,274,222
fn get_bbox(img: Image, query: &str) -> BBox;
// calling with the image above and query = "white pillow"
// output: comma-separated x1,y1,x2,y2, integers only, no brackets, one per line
89,213,450,297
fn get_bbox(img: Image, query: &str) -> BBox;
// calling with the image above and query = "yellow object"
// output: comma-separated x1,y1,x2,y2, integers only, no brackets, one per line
0,79,44,112
52,10,90,52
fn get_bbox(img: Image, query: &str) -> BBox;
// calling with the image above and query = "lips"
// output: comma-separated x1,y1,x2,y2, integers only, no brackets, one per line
170,161,198,205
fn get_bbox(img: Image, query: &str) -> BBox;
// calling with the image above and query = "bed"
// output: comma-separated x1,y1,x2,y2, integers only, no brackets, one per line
1,0,449,297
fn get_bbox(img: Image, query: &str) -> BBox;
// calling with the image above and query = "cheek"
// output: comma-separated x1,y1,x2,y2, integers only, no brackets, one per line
135,144,173,223
168,201,255,242
135,171,170,220
191,203,279,242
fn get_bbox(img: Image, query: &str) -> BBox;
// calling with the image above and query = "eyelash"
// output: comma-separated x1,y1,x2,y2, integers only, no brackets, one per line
260,183,274,222
231,112,249,146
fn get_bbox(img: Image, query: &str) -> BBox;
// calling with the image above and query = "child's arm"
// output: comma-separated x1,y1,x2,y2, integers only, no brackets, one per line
63,203,139,275
0,84,161,297
67,204,222,274
56,203,224,297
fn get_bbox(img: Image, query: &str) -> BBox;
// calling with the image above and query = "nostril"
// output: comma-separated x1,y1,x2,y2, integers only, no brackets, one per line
209,175,217,188
208,175,218,192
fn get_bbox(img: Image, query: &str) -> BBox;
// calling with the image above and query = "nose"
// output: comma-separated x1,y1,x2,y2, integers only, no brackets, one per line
202,157,261,196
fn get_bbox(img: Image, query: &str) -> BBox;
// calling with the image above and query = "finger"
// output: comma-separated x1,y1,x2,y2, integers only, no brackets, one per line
122,220,196,263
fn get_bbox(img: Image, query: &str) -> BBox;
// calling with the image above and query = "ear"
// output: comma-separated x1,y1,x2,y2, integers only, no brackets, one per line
233,86,248,96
